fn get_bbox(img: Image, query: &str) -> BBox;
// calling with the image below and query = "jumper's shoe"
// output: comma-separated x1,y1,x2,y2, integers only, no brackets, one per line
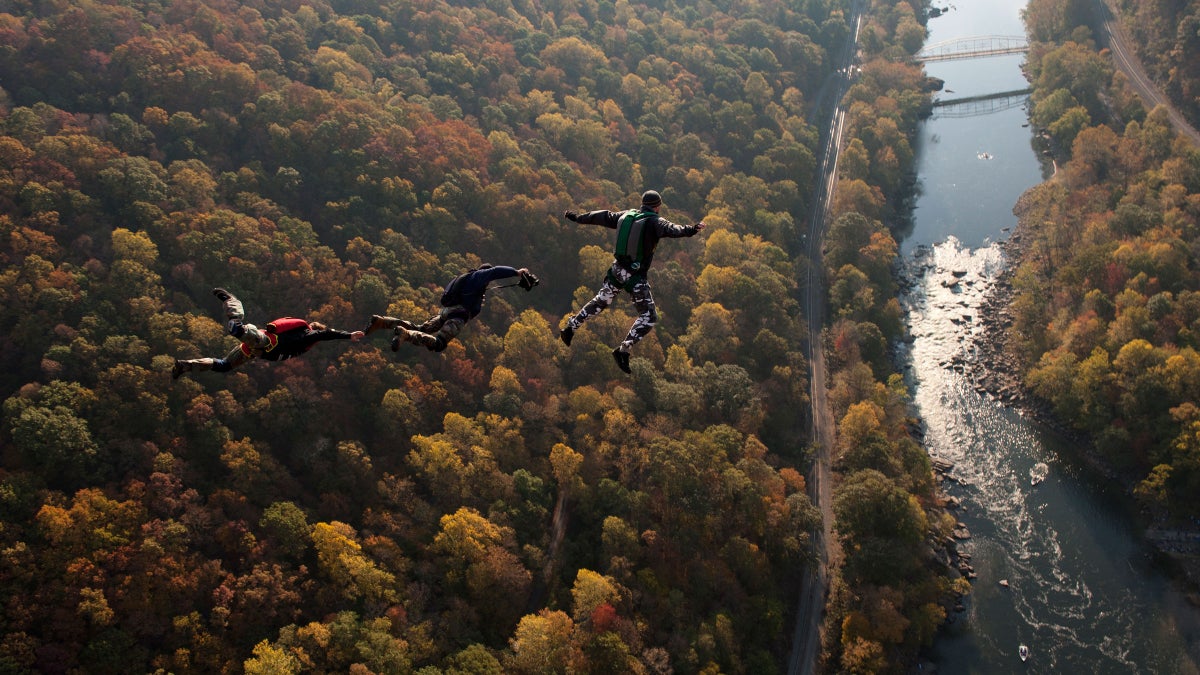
560,326,574,347
211,287,232,301
171,359,186,380
364,315,391,335
391,326,409,352
612,348,631,374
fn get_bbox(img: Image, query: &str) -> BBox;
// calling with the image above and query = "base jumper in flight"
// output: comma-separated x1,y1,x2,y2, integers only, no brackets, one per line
363,265,539,352
172,288,364,378
560,190,704,373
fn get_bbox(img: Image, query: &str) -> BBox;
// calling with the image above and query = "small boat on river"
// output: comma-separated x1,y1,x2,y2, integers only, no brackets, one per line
1019,644,1029,662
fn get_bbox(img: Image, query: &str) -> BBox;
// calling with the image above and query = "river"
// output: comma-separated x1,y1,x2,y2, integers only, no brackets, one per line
899,0,1200,672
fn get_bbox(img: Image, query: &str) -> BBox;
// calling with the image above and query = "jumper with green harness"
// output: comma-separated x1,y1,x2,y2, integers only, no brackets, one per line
609,208,655,290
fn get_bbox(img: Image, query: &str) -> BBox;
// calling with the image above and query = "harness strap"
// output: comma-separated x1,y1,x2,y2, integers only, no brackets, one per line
240,331,279,357
606,265,645,293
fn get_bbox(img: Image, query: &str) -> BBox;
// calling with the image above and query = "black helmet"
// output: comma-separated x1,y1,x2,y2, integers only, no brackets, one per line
641,190,662,208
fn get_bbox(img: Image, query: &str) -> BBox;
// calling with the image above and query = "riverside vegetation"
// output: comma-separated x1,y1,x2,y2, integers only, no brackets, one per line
813,2,973,672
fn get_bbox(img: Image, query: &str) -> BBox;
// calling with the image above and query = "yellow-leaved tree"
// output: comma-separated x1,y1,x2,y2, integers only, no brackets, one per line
311,521,398,604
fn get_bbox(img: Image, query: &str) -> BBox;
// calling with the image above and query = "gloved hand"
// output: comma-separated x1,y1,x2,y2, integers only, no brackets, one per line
564,210,579,222
518,270,540,290
229,322,246,338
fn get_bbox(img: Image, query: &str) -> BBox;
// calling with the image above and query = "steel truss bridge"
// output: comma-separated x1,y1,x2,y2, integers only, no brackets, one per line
916,35,1029,62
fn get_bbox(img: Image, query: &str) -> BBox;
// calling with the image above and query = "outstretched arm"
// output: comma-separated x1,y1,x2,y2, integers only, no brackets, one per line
655,217,706,238
564,209,620,229
473,265,521,285
310,329,364,343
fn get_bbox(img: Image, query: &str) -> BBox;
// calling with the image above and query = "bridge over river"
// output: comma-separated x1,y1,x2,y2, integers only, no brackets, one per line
932,88,1032,117
916,35,1032,117
916,34,1028,62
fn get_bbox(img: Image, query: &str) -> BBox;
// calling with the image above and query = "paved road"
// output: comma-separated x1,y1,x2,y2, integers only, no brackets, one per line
1093,0,1200,146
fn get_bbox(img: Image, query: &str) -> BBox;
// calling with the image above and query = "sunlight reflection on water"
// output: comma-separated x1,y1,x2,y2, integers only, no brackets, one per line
901,238,1200,673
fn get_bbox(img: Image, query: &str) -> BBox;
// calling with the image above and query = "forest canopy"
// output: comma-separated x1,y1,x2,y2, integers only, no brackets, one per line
0,0,858,672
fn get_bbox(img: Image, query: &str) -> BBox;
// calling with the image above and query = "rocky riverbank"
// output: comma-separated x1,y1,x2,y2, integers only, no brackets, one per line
955,225,1115,474
957,232,1026,406
956,222,1200,593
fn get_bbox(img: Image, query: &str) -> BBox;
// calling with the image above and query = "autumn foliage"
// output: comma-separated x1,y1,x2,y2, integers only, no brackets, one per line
0,0,850,672
817,0,965,671
1007,0,1200,523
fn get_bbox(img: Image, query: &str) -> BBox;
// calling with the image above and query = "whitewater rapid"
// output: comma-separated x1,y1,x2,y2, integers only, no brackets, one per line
901,238,1200,672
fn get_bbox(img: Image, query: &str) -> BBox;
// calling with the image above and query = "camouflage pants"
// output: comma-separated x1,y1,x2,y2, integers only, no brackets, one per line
386,307,467,352
182,292,271,372
567,263,658,351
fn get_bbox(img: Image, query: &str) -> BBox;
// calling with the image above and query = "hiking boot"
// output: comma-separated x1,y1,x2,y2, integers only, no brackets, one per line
612,348,631,374
560,326,574,347
211,287,232,301
171,359,187,380
364,315,391,335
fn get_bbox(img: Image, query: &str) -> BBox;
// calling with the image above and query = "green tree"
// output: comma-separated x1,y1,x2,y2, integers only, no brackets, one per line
97,156,168,211
446,643,504,675
260,501,311,558
1031,87,1080,128
1048,105,1091,148
8,400,99,485
1034,41,1111,120
833,469,928,585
